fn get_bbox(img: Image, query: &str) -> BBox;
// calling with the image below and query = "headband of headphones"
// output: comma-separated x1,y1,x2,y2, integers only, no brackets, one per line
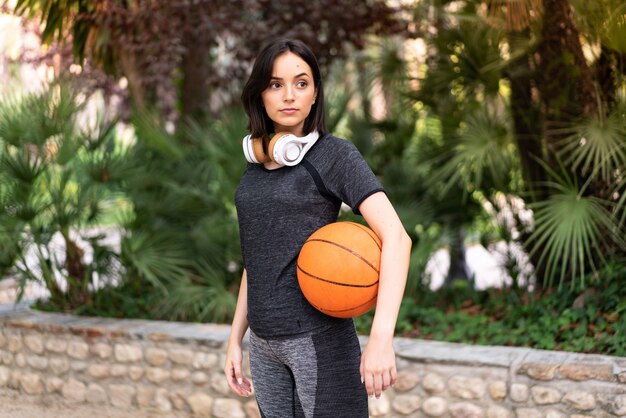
242,131,320,167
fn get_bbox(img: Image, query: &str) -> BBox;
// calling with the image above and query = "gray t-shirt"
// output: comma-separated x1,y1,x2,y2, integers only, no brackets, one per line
234,134,384,339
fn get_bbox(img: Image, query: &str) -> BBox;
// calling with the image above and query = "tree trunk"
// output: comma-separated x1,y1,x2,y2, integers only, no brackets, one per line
445,227,470,285
507,30,546,204
536,0,598,124
181,32,211,123
533,0,599,289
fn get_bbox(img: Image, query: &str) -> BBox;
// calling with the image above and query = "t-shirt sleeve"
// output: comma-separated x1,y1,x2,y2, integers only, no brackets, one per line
321,139,385,215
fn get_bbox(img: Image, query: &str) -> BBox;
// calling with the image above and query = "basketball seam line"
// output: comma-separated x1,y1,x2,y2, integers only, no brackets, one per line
296,265,378,288
348,222,382,251
310,294,378,313
301,239,380,274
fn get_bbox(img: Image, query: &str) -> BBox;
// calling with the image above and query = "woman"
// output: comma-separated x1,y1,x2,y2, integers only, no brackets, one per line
224,38,412,417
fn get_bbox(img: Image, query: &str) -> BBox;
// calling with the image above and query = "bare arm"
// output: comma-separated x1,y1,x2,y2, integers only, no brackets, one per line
224,269,252,396
358,191,412,398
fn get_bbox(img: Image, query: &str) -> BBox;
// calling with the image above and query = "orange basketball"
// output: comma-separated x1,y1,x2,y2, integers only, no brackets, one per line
297,222,381,318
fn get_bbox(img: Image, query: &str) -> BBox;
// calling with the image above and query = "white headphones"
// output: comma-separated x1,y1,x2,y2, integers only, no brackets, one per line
242,131,320,167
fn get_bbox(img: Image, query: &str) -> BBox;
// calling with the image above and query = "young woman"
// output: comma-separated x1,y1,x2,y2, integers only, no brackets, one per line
224,38,412,417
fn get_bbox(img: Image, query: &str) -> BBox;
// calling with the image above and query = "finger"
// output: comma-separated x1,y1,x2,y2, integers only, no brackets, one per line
365,373,375,397
382,370,392,391
233,363,244,386
225,365,250,396
359,359,365,384
374,373,383,398
390,367,398,387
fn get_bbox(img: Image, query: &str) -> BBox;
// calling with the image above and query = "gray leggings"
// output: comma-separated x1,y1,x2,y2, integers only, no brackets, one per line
249,320,368,418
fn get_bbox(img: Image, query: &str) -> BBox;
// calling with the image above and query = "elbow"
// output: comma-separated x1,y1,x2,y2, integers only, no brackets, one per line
384,223,412,253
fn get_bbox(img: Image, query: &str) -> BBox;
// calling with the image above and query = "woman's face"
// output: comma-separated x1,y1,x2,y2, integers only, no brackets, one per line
261,52,317,137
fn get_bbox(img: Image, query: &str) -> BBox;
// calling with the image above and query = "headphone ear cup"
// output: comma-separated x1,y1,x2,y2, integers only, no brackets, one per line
252,137,271,164
267,132,290,163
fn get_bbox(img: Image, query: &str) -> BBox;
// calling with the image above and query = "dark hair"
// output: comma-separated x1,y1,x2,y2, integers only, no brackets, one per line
241,38,326,144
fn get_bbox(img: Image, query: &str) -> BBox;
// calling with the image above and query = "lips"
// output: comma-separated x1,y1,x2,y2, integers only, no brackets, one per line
280,108,298,114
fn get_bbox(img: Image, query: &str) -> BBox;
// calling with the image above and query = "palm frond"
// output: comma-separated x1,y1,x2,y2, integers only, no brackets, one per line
121,232,189,292
556,107,626,181
527,160,624,288
432,107,514,195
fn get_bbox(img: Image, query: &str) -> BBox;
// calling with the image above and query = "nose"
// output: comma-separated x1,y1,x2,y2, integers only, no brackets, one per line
283,84,295,102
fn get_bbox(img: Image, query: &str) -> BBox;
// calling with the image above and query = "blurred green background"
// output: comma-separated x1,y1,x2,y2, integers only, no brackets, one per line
0,0,625,355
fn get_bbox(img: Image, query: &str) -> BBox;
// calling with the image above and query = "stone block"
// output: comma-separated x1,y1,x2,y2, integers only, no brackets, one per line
449,376,486,400
88,364,110,379
146,367,170,384
193,351,219,369
422,372,445,393
510,383,529,402
154,388,172,412
62,378,87,402
392,394,421,415
45,376,63,393
145,347,168,366
560,363,613,381
110,364,128,377
70,360,87,372
170,390,188,411
188,392,213,417
172,368,191,381
531,386,562,404
15,353,25,367
136,385,154,408
0,350,13,365
191,371,209,385
515,408,542,418
611,394,626,416
26,355,48,370
213,398,245,418
422,397,447,417
486,405,512,418
211,372,231,396
169,347,194,365
488,381,507,400
45,338,68,353
129,365,144,380
517,362,558,381
114,344,143,362
24,334,44,354
7,334,22,353
86,383,107,404
50,357,70,375
245,399,262,418
90,343,112,359
20,372,43,395
9,370,21,389
545,409,567,418
563,390,596,411
109,383,136,408
449,401,484,418
67,341,89,360
0,366,9,387
368,393,391,417
395,370,419,391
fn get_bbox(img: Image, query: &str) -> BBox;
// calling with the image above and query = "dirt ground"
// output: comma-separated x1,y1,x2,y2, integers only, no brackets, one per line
0,388,189,418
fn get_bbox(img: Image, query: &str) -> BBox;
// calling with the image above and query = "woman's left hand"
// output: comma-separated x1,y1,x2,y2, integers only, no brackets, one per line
360,334,397,398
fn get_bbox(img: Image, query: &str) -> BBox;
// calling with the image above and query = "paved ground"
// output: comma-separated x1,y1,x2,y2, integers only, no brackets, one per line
0,387,188,418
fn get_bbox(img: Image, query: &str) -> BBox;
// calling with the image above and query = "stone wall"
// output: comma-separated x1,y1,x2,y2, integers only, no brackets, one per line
1,306,625,418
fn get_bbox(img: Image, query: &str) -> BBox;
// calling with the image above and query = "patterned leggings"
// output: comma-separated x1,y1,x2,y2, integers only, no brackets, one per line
249,320,368,418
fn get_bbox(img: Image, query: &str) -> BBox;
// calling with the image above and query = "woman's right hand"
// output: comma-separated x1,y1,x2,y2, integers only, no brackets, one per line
224,340,253,397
